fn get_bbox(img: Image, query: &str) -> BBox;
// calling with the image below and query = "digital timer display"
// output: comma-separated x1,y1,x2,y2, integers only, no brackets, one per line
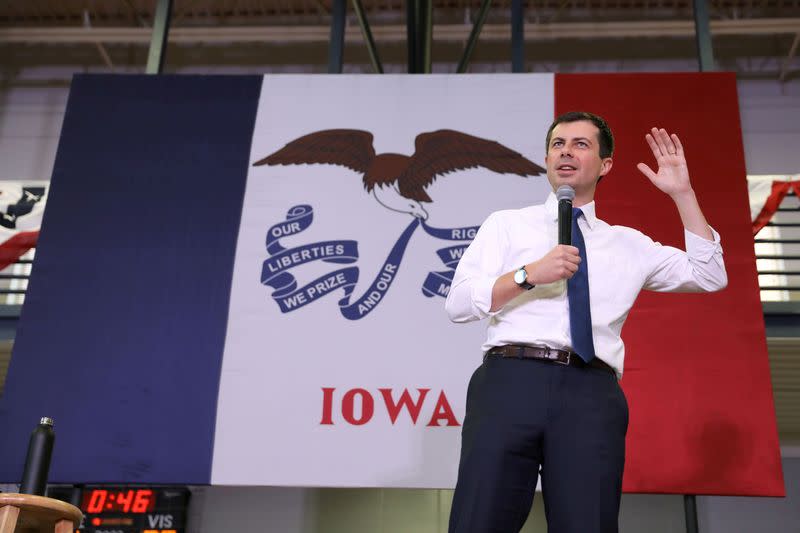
48,485,189,533
81,489,157,514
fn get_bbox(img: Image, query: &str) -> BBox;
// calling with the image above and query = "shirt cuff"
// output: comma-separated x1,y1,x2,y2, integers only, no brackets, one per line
470,275,501,318
684,226,722,262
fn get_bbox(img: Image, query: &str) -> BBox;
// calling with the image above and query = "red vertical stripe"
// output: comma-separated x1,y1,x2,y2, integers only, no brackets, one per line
555,72,784,496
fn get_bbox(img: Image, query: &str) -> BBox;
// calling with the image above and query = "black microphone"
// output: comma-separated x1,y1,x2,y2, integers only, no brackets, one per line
557,185,575,246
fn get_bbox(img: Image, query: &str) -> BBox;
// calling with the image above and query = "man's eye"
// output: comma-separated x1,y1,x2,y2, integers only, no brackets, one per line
577,142,587,147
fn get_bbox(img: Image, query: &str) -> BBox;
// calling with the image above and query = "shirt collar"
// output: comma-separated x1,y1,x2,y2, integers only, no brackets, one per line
544,192,598,231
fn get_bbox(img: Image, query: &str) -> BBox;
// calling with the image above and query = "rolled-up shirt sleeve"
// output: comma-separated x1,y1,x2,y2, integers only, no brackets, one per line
445,212,507,322
643,226,728,292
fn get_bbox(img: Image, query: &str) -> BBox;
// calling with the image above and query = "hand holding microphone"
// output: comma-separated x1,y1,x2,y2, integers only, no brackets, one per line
526,185,581,284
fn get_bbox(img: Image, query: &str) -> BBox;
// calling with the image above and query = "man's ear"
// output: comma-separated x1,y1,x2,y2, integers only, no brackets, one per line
599,157,613,177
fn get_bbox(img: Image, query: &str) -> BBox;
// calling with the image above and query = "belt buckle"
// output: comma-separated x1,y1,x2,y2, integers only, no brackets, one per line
548,348,570,365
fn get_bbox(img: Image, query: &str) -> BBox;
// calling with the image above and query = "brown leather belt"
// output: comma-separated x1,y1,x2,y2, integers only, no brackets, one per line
485,344,615,375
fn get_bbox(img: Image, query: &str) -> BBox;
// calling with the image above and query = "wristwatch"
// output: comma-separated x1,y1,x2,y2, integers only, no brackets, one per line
513,265,535,290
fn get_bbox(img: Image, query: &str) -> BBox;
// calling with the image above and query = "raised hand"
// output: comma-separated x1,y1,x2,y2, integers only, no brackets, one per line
636,128,692,198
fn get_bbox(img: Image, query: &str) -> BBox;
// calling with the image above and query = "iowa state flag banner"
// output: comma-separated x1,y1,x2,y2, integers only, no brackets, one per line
0,73,784,497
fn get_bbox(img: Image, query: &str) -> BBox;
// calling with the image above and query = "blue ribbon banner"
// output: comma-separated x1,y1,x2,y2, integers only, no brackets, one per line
420,221,480,299
338,219,419,320
261,205,479,318
261,205,359,313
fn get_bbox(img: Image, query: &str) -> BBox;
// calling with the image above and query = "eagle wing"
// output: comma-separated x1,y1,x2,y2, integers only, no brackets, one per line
397,130,545,202
253,129,376,173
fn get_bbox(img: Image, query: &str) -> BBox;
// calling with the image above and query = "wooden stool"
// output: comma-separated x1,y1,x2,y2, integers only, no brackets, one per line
0,493,82,533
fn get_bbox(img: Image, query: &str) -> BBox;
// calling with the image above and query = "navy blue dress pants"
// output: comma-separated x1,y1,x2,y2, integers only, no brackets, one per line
448,356,629,533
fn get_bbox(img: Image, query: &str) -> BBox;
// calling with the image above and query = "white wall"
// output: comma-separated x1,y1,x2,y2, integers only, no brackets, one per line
739,80,800,175
183,457,799,533
0,69,72,181
699,455,800,533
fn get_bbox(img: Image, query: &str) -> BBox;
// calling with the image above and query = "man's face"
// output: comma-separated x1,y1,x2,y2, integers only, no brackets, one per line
545,120,613,201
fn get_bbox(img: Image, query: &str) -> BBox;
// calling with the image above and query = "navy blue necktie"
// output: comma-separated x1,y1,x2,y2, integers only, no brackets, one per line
567,208,596,363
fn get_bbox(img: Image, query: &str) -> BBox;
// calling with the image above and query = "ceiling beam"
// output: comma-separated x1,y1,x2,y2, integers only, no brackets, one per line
780,33,800,82
457,0,492,73
145,0,173,73
352,0,384,73
82,10,114,70
693,0,716,71
2,18,799,45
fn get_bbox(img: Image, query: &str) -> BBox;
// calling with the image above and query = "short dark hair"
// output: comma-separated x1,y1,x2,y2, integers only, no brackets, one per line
545,111,614,158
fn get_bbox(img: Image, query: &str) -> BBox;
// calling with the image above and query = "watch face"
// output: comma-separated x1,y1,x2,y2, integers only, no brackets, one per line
514,268,526,285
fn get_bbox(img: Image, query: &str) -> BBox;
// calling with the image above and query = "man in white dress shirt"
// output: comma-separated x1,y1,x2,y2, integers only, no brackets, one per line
445,111,727,533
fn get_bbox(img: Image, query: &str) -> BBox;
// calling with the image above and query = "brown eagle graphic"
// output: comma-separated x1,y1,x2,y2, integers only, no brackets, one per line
254,129,545,219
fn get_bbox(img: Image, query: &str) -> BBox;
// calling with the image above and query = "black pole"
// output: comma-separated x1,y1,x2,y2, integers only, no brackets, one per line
422,0,433,73
684,495,699,533
683,6,714,533
328,0,346,73
511,0,524,72
145,0,173,74
684,4,711,528
351,0,383,73
456,0,493,74
406,0,417,73
692,0,715,72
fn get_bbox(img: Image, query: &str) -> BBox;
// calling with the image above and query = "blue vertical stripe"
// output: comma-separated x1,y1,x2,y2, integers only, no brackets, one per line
0,74,262,483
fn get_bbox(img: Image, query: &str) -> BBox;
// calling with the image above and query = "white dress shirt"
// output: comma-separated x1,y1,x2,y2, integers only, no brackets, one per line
445,192,728,377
